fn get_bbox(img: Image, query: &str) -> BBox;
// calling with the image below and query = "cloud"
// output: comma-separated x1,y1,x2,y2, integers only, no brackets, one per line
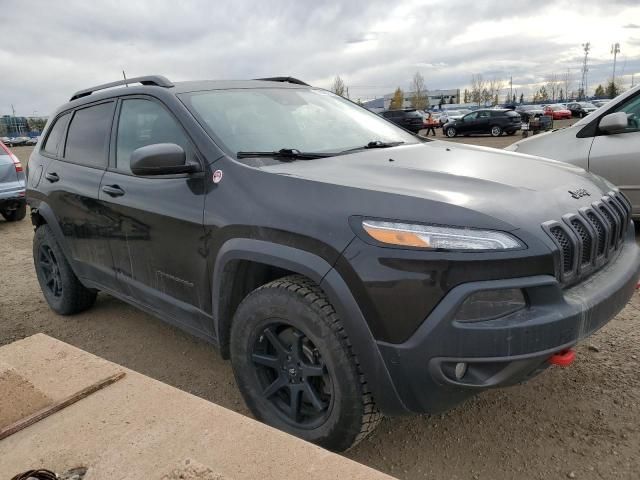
1,0,639,115
624,23,640,28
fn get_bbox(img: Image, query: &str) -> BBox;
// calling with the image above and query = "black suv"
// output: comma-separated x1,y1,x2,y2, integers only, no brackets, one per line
444,108,521,137
380,109,425,133
27,76,640,451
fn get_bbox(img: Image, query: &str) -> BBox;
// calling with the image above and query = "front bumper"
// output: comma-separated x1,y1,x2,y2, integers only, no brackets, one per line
376,232,640,414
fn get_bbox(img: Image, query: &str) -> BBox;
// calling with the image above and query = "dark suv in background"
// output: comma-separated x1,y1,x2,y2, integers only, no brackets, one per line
380,108,425,132
27,75,640,451
444,108,521,137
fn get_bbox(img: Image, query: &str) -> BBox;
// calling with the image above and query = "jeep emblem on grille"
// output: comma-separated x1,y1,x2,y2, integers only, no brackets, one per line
568,188,590,199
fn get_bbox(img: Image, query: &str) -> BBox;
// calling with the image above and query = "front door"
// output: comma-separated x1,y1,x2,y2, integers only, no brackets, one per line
97,96,211,335
589,91,640,215
458,112,478,134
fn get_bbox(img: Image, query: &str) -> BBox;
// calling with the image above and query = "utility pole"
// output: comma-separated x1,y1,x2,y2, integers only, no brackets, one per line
580,42,590,100
611,42,620,93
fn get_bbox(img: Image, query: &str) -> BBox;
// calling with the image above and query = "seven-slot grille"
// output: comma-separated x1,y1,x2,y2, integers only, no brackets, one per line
543,191,632,285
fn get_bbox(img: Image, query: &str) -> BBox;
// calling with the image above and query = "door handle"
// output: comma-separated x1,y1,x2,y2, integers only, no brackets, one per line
45,172,59,183
102,185,125,197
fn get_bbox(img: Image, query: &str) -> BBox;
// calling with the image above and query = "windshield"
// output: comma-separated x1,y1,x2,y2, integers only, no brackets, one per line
550,105,565,111
446,110,461,116
579,102,596,108
180,88,419,156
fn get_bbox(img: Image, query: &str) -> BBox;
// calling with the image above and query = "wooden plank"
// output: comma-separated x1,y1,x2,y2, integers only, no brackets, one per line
0,371,125,441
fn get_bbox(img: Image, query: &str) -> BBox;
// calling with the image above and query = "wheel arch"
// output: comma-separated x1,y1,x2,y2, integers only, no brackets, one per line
30,202,75,263
212,238,408,415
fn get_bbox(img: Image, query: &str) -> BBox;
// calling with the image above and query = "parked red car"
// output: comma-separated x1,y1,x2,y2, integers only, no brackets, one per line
543,104,572,120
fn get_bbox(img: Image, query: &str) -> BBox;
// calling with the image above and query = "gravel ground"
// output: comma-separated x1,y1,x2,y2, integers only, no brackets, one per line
2,138,638,480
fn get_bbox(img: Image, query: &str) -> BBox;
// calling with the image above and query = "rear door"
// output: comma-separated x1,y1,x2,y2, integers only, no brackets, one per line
97,96,211,334
589,91,640,215
40,103,118,289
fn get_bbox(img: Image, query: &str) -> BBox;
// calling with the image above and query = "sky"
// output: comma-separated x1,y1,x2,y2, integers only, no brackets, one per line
2,0,640,117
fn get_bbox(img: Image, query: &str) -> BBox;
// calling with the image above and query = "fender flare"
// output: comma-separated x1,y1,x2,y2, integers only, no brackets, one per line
212,238,408,415
31,202,75,266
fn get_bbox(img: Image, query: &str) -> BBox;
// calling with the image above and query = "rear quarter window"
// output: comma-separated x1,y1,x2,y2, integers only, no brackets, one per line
64,102,114,168
42,113,71,156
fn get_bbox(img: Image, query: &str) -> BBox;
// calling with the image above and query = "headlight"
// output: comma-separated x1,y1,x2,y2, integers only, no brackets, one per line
362,220,524,250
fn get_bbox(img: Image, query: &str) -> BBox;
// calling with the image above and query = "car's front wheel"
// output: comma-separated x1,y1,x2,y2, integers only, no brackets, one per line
490,125,503,137
445,127,457,137
33,224,97,315
230,275,381,451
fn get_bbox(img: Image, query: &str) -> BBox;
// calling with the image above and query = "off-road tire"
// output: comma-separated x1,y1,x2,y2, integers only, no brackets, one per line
2,203,26,222
33,224,97,315
230,274,382,451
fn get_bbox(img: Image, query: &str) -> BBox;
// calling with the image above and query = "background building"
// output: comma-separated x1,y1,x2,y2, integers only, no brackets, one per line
363,88,460,112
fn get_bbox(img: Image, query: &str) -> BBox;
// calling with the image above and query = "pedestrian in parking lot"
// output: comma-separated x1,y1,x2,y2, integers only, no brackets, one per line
425,112,437,136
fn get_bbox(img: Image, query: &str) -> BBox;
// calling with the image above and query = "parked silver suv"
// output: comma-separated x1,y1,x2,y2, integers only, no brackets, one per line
506,84,640,217
0,140,26,221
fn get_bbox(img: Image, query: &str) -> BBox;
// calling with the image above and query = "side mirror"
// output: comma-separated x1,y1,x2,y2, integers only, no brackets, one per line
599,112,628,134
130,143,197,176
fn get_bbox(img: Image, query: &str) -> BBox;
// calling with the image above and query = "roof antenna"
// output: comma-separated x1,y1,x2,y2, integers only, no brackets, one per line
122,70,128,86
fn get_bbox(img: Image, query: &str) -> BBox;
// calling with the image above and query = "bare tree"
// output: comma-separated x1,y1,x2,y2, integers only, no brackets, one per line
390,87,405,109
488,78,505,104
562,70,572,100
546,73,561,102
470,74,487,106
331,75,348,98
410,72,428,110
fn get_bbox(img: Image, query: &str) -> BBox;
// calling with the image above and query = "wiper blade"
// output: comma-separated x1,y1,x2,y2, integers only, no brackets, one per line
340,141,405,153
236,148,333,160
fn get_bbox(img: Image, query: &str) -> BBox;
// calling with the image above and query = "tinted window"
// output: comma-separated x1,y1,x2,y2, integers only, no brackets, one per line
464,112,478,120
116,99,189,172
65,103,113,168
42,113,71,156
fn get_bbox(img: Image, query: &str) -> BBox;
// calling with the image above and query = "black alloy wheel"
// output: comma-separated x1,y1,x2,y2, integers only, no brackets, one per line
252,322,332,428
38,244,63,298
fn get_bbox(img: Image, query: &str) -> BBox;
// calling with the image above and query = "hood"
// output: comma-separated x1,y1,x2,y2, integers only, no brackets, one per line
258,142,614,230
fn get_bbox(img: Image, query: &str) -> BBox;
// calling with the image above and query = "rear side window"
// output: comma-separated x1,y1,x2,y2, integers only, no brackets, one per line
42,113,71,156
116,99,189,172
64,102,114,168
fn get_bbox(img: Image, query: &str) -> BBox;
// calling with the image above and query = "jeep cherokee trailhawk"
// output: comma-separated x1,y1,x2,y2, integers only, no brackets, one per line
27,76,640,451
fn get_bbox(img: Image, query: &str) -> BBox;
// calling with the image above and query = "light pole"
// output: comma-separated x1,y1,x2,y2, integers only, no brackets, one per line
580,42,590,100
611,42,620,95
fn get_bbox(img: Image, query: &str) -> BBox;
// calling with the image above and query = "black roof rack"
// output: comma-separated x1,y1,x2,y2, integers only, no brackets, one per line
254,76,309,86
70,75,174,101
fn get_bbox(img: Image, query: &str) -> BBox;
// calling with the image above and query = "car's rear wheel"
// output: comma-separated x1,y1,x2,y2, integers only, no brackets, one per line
445,127,457,137
230,275,381,451
490,125,502,137
2,203,26,222
33,225,97,315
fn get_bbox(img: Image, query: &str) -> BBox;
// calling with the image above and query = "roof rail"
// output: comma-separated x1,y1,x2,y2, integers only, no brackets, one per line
254,76,310,86
70,75,174,101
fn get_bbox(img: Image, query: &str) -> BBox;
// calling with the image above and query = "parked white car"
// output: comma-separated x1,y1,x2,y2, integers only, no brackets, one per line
506,84,640,217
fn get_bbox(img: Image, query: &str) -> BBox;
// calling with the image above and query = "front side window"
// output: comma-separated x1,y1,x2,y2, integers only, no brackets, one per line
180,88,419,157
64,103,114,168
116,99,189,172
42,113,71,156
610,94,640,133
464,112,478,121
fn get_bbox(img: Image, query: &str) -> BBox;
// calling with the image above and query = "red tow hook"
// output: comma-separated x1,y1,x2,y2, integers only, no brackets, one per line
548,348,576,367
